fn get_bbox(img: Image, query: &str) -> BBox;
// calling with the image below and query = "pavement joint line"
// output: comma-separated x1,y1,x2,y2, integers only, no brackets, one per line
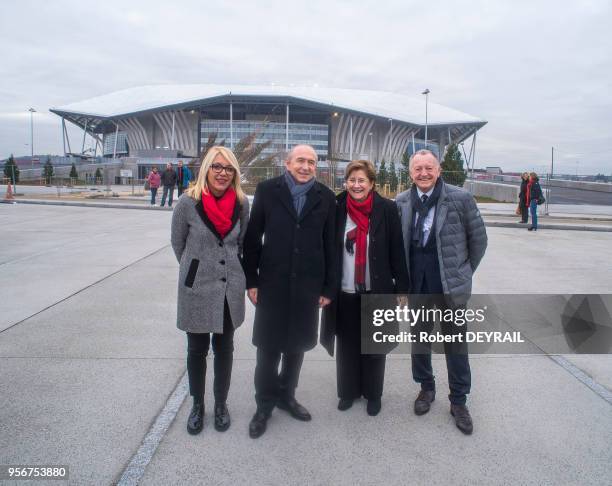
0,245,170,335
0,356,185,360
116,371,189,486
548,355,612,405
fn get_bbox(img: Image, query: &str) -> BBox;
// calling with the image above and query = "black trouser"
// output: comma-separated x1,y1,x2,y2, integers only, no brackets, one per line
337,292,386,400
411,293,471,405
161,185,174,206
186,301,234,403
520,202,529,223
177,185,184,197
254,348,304,414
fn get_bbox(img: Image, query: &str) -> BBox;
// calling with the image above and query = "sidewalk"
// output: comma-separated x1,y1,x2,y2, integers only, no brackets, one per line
0,204,610,485
4,186,612,231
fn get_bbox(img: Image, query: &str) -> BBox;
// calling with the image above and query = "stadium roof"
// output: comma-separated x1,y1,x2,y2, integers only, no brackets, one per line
50,84,486,128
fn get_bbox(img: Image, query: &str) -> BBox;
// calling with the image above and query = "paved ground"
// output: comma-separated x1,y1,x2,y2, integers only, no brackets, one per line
0,204,611,485
489,180,612,205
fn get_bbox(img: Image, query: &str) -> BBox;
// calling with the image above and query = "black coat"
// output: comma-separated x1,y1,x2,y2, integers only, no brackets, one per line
320,191,410,356
529,180,544,202
519,179,529,207
243,175,337,352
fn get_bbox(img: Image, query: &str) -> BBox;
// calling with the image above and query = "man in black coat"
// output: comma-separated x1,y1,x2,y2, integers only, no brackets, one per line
160,163,177,207
243,144,336,438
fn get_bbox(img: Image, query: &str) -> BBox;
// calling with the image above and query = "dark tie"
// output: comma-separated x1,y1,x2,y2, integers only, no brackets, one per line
421,194,428,204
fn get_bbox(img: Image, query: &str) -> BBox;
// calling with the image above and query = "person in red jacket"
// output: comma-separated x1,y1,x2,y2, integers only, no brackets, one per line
147,166,161,205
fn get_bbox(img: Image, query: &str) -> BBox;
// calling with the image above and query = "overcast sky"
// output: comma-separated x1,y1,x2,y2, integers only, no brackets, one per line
1,0,610,174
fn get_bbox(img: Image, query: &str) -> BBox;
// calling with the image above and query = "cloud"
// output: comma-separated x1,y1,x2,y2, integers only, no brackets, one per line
1,0,610,174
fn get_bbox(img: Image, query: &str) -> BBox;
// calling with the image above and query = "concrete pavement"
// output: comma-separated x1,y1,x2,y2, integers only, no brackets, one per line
0,204,611,485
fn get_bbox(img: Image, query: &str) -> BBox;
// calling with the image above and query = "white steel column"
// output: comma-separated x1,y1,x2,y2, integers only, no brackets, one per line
113,123,119,159
62,118,67,156
230,102,234,149
349,115,353,160
81,119,89,153
285,103,289,151
171,112,176,150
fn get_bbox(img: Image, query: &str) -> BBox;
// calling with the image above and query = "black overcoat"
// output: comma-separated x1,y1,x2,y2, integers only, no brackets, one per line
243,175,337,352
320,191,410,356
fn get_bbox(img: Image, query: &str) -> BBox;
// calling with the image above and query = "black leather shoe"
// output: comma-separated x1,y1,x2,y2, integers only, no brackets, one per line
187,400,204,435
450,404,474,435
414,389,436,415
214,402,230,432
277,397,312,421
366,398,381,416
528,226,537,231
337,398,354,411
249,410,270,439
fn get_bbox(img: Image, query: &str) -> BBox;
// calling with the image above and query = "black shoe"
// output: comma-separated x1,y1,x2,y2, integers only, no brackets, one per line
528,226,537,231
414,389,436,415
450,404,474,435
214,402,230,432
366,398,381,416
187,400,204,435
337,398,354,411
277,397,312,421
249,410,269,439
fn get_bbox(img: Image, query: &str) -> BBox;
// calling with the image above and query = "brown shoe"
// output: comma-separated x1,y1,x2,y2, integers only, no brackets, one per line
414,389,435,415
450,404,473,435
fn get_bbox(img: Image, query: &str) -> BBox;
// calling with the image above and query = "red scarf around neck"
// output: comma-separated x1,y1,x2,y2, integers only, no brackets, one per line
202,187,236,238
346,192,373,290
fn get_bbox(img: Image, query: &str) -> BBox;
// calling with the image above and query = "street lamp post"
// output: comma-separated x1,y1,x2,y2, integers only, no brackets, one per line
28,108,36,169
421,89,430,149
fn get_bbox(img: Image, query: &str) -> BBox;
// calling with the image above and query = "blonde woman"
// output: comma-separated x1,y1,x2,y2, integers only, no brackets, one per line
171,146,249,434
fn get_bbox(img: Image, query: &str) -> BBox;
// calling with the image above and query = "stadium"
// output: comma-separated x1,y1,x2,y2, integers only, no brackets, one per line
49,84,487,181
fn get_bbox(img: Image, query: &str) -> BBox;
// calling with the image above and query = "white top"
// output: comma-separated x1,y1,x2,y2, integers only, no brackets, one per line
341,214,371,293
415,187,436,246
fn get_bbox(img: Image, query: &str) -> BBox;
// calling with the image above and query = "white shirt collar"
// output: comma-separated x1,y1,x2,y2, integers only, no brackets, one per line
416,186,435,199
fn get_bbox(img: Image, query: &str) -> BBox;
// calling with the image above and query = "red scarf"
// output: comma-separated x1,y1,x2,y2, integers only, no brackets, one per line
202,187,236,238
346,192,373,291
525,179,533,205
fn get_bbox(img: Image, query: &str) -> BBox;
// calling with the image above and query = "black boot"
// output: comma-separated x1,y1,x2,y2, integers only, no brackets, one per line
214,402,231,432
187,399,204,435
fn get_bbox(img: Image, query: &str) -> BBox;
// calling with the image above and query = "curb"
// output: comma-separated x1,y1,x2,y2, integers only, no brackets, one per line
3,198,612,232
1,199,173,211
484,221,612,232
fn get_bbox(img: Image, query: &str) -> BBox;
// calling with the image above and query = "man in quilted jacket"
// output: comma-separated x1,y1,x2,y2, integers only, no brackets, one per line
396,149,487,435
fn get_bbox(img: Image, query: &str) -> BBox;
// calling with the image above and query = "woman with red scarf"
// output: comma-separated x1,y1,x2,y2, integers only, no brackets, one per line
171,146,249,435
321,160,409,416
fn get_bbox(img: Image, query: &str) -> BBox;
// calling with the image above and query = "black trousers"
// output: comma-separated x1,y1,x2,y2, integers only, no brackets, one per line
337,292,386,400
186,300,234,403
520,202,529,223
254,348,304,414
411,293,471,405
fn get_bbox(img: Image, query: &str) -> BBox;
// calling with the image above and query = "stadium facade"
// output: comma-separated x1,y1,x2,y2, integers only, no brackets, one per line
50,84,486,179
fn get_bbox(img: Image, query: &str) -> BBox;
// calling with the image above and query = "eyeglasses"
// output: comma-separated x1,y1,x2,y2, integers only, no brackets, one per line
347,178,370,185
210,163,236,175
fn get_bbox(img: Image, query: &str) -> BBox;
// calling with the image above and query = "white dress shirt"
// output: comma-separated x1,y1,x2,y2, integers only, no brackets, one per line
341,214,371,293
415,186,436,246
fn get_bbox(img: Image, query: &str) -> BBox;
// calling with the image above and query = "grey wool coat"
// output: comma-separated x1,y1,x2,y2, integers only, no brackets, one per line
395,182,488,307
171,193,250,333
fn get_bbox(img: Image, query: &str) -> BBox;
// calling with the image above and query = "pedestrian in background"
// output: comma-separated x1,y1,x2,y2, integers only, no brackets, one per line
176,160,192,197
146,166,161,205
518,172,529,223
171,146,249,435
527,172,544,231
161,163,177,207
